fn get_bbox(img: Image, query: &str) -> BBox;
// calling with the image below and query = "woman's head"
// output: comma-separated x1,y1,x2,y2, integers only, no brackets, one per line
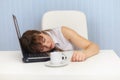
20,30,55,53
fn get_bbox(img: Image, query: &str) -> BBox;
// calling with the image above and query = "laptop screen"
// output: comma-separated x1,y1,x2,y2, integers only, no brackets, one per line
12,14,30,57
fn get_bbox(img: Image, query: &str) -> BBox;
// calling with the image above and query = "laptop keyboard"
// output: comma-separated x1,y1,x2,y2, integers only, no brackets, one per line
28,53,49,57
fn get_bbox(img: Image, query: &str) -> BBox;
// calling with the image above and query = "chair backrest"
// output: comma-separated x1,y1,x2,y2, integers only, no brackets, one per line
42,10,88,39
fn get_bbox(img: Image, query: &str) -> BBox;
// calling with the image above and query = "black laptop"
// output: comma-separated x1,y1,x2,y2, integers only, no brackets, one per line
12,14,50,63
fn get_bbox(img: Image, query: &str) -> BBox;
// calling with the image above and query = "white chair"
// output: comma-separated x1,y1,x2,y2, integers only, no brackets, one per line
42,10,88,39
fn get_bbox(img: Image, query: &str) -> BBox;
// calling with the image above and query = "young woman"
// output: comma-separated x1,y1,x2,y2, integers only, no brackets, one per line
20,26,99,62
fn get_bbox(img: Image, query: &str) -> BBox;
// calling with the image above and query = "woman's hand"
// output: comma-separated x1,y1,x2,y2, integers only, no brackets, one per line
71,51,87,62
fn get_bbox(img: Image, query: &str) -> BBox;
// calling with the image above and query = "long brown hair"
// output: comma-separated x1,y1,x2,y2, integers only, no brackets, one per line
20,30,63,54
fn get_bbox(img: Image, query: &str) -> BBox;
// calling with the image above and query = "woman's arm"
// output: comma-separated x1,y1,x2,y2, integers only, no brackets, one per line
62,26,99,62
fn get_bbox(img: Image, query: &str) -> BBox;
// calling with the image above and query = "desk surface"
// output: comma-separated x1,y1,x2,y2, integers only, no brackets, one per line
0,50,120,80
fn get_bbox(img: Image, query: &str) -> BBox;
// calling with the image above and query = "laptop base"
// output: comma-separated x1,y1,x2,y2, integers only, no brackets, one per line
23,57,50,63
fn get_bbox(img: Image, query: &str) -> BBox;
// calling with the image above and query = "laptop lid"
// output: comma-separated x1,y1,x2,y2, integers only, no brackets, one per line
12,14,29,57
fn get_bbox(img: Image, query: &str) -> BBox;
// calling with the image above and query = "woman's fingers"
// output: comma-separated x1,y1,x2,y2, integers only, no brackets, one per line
71,52,77,62
71,51,87,62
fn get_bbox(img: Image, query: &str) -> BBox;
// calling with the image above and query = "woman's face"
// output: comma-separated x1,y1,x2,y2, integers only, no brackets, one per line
38,33,55,52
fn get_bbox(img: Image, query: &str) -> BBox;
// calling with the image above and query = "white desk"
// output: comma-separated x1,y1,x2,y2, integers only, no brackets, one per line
0,50,120,80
